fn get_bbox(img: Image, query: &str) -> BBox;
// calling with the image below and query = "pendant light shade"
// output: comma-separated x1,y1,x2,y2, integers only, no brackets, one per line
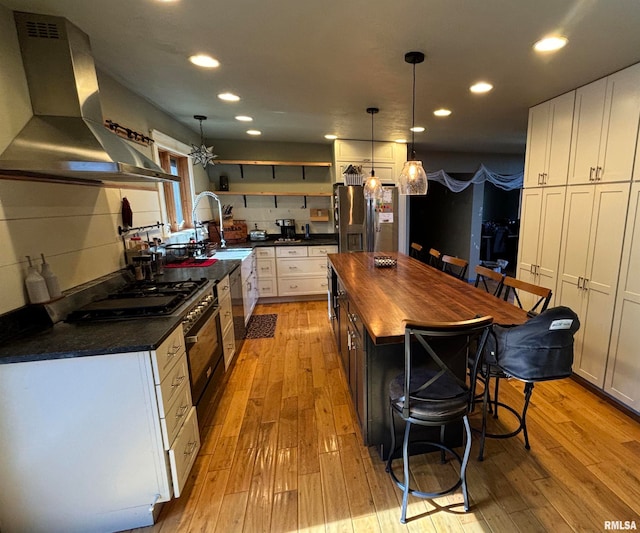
363,107,383,200
189,115,218,168
398,51,428,195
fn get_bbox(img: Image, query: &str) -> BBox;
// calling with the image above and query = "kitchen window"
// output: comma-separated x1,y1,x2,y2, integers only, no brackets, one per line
151,129,195,234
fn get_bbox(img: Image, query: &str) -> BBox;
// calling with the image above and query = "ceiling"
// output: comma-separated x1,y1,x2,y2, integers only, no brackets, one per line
3,0,640,155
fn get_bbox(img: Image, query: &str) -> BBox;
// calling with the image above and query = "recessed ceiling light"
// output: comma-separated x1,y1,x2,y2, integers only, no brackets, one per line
218,92,240,102
395,139,408,144
434,108,452,117
470,82,493,94
410,126,425,133
235,115,253,122
188,54,219,68
534,35,568,53
324,134,337,140
247,129,261,136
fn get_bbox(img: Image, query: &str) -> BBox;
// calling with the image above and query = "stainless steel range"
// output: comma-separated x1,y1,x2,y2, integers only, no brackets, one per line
67,277,224,416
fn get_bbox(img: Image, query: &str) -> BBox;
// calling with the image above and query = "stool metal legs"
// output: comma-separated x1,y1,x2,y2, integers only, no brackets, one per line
387,408,473,523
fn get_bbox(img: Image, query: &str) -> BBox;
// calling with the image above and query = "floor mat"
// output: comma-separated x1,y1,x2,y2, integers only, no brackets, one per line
244,314,278,339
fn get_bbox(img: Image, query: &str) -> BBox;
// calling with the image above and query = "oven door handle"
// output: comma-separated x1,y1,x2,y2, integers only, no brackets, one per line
185,305,220,344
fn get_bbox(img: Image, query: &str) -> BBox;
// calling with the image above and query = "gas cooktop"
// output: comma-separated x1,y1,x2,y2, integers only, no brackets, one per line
66,278,210,322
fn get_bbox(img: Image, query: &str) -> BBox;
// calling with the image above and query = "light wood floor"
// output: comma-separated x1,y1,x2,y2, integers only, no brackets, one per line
132,300,640,532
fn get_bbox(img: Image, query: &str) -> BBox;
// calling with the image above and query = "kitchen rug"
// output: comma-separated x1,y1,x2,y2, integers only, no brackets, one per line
244,314,278,339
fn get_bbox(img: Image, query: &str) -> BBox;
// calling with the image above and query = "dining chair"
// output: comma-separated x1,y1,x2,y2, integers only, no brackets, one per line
441,255,469,280
386,315,493,521
476,306,580,460
502,276,552,317
409,242,424,261
474,265,505,297
428,248,441,268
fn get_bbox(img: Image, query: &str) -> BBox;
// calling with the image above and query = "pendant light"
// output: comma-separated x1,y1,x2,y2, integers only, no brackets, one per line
398,51,428,195
189,115,218,168
363,107,383,200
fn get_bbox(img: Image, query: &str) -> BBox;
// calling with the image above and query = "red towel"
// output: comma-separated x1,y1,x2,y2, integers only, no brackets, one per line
165,258,218,268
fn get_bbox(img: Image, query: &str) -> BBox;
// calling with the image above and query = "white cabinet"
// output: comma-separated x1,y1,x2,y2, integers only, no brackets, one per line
256,246,277,298
240,250,258,325
515,187,566,310
605,183,640,410
218,274,236,369
568,63,640,185
276,245,337,297
556,183,630,386
333,139,406,183
524,92,575,187
0,325,200,532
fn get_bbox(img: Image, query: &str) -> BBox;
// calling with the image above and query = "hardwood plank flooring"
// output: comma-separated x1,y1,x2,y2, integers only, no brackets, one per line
131,300,640,533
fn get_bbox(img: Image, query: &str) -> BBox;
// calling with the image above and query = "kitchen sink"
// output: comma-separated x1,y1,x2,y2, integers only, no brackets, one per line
211,249,253,260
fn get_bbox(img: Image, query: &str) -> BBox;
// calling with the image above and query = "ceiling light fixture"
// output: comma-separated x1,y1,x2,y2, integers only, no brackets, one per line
434,108,452,117
398,51,428,196
534,35,568,53
324,134,338,140
246,129,261,136
235,115,253,122
363,107,382,201
189,115,218,168
188,54,219,68
395,138,408,144
218,92,240,102
470,81,493,94
410,126,425,133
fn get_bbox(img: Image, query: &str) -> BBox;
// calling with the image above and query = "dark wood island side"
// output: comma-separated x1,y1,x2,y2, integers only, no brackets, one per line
327,252,528,457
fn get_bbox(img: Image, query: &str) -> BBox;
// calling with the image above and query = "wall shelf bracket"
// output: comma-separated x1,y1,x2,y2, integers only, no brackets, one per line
239,165,245,179
272,165,276,180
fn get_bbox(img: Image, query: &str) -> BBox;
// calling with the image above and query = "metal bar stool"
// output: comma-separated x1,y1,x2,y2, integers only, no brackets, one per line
474,264,505,297
386,316,493,522
441,255,468,280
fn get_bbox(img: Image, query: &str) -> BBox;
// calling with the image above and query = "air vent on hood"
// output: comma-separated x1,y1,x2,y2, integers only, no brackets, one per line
0,12,178,184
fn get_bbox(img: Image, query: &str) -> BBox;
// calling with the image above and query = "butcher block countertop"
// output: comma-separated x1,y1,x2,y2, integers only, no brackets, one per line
328,252,529,345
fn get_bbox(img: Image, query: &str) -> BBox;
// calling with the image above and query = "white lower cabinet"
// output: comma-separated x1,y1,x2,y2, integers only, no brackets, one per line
241,250,259,325
256,246,277,297
218,274,236,369
0,325,199,533
556,183,630,386
515,187,566,310
276,245,336,297
605,183,640,410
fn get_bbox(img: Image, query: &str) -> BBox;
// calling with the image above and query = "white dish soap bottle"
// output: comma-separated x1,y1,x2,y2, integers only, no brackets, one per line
25,255,50,304
40,253,62,300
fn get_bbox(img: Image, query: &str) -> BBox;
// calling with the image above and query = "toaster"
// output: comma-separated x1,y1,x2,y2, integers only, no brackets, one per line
249,229,268,241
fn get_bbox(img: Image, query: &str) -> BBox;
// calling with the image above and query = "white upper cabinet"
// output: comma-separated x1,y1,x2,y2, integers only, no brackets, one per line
524,92,575,187
333,140,407,183
568,63,640,185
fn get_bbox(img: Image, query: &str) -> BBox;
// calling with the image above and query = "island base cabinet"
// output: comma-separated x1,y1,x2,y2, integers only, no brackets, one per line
0,352,170,533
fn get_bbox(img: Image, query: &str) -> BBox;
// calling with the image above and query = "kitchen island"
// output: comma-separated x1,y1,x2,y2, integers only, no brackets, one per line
327,252,528,456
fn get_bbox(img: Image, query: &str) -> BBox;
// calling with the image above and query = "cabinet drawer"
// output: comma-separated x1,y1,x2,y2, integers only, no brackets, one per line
258,278,277,297
257,258,276,278
308,245,338,257
278,276,329,296
160,377,193,450
277,257,326,276
151,327,185,384
222,323,236,369
218,275,231,302
169,406,200,498
255,247,275,258
276,246,308,258
219,292,233,330
157,354,189,417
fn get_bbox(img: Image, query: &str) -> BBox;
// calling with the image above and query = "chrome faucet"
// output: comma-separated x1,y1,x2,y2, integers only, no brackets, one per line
192,190,226,248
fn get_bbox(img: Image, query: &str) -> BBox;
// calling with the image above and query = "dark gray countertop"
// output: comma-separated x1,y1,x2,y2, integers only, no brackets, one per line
223,234,338,248
0,260,241,364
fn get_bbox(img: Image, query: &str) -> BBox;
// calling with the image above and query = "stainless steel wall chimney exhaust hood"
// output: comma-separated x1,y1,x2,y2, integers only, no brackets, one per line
0,12,179,184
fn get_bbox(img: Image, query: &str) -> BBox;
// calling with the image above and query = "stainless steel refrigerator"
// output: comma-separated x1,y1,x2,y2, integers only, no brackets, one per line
333,184,398,253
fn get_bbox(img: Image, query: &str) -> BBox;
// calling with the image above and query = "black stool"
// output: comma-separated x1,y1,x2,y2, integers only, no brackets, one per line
386,316,492,522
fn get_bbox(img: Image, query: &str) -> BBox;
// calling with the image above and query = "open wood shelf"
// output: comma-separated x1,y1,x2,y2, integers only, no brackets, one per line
213,191,332,208
216,160,331,167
